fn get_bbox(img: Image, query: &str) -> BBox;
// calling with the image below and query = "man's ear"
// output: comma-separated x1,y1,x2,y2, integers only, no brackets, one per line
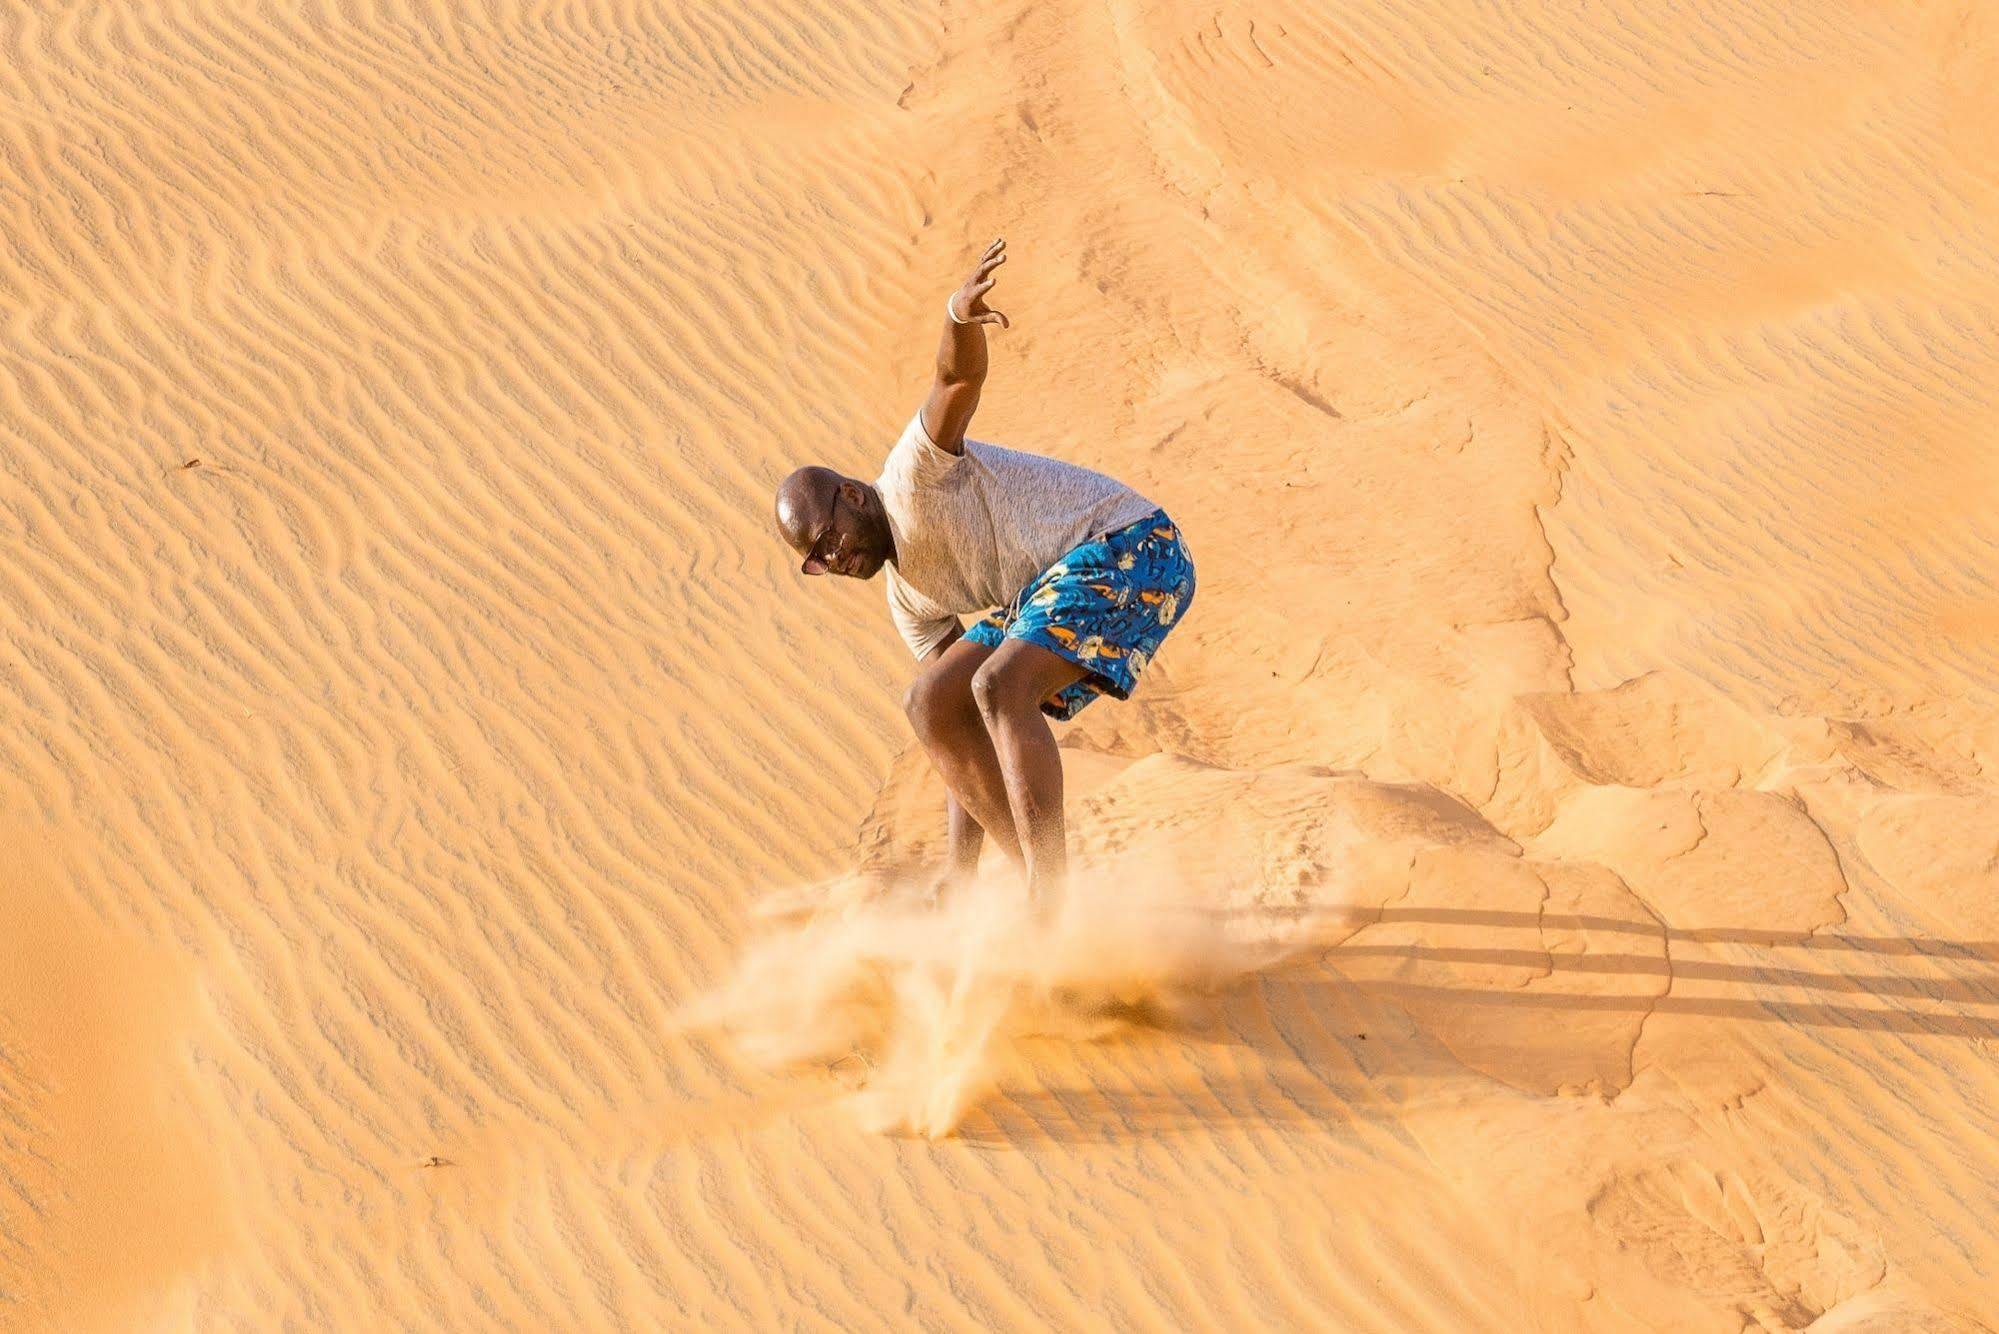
838,479,867,508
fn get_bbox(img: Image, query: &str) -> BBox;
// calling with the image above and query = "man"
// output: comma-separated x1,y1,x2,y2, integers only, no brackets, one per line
773,237,1195,911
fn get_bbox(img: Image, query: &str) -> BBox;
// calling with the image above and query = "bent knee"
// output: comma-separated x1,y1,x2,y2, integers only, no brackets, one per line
970,660,1039,721
904,667,977,738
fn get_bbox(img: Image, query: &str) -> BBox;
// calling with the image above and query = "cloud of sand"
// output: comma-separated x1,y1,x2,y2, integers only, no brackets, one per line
681,853,1336,1138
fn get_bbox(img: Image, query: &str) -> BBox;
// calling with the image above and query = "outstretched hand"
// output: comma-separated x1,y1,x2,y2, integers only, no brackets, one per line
949,236,1010,329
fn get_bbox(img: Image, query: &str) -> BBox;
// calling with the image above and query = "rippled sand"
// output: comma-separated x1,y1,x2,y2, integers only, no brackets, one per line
3,3,1996,1329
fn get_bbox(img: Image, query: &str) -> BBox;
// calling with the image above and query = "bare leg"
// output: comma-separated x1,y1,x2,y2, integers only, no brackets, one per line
942,790,985,883
904,638,1023,870
970,640,1090,915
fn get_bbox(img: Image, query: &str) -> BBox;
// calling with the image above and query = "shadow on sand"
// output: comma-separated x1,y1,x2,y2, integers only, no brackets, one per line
951,906,1999,1146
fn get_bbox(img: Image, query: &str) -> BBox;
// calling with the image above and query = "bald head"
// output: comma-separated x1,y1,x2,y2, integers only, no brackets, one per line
773,466,894,579
774,466,842,551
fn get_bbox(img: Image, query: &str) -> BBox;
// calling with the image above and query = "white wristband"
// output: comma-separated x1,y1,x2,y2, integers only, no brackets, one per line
946,293,971,324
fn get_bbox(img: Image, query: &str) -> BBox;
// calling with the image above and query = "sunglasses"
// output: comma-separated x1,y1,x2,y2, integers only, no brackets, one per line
800,491,844,576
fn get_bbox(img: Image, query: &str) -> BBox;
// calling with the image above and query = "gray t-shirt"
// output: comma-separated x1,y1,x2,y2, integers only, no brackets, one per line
876,410,1159,660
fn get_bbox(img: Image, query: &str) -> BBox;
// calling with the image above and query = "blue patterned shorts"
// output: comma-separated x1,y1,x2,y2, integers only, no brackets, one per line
963,507,1195,721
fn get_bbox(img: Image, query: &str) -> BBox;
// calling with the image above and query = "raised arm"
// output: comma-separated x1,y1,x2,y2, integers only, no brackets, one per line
921,237,1011,455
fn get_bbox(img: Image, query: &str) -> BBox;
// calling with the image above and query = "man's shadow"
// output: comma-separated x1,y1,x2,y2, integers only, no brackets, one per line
955,906,1999,1146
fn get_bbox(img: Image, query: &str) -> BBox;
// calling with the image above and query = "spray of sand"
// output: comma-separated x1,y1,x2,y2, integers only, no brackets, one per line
682,853,1332,1138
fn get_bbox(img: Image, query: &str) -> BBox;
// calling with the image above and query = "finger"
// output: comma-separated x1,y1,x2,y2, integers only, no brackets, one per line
983,236,1004,257
978,310,1008,328
977,251,1008,279
974,277,996,295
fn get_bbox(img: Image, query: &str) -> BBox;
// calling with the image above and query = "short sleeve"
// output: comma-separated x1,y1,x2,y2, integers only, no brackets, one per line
885,569,961,661
887,409,965,486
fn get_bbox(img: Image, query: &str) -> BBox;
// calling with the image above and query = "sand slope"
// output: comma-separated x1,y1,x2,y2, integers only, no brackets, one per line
2,1,1997,1329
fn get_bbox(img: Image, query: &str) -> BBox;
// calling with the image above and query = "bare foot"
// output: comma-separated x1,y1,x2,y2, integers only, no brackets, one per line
919,866,969,909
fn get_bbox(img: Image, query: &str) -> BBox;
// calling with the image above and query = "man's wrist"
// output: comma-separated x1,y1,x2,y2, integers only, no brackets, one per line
946,292,970,324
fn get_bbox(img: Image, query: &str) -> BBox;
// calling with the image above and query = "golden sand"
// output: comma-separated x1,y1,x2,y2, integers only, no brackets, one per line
3,2,1996,1328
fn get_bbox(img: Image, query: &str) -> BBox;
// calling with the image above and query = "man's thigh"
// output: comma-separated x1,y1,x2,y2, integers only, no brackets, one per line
974,636,1092,714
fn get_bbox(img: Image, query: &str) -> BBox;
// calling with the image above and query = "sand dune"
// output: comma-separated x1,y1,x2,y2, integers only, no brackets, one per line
3,1,1997,1329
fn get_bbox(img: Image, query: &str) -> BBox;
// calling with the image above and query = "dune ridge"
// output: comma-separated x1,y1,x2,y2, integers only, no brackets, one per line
3,0,1997,1329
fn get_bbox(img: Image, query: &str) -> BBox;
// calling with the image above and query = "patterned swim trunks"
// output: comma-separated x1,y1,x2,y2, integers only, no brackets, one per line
963,507,1195,720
